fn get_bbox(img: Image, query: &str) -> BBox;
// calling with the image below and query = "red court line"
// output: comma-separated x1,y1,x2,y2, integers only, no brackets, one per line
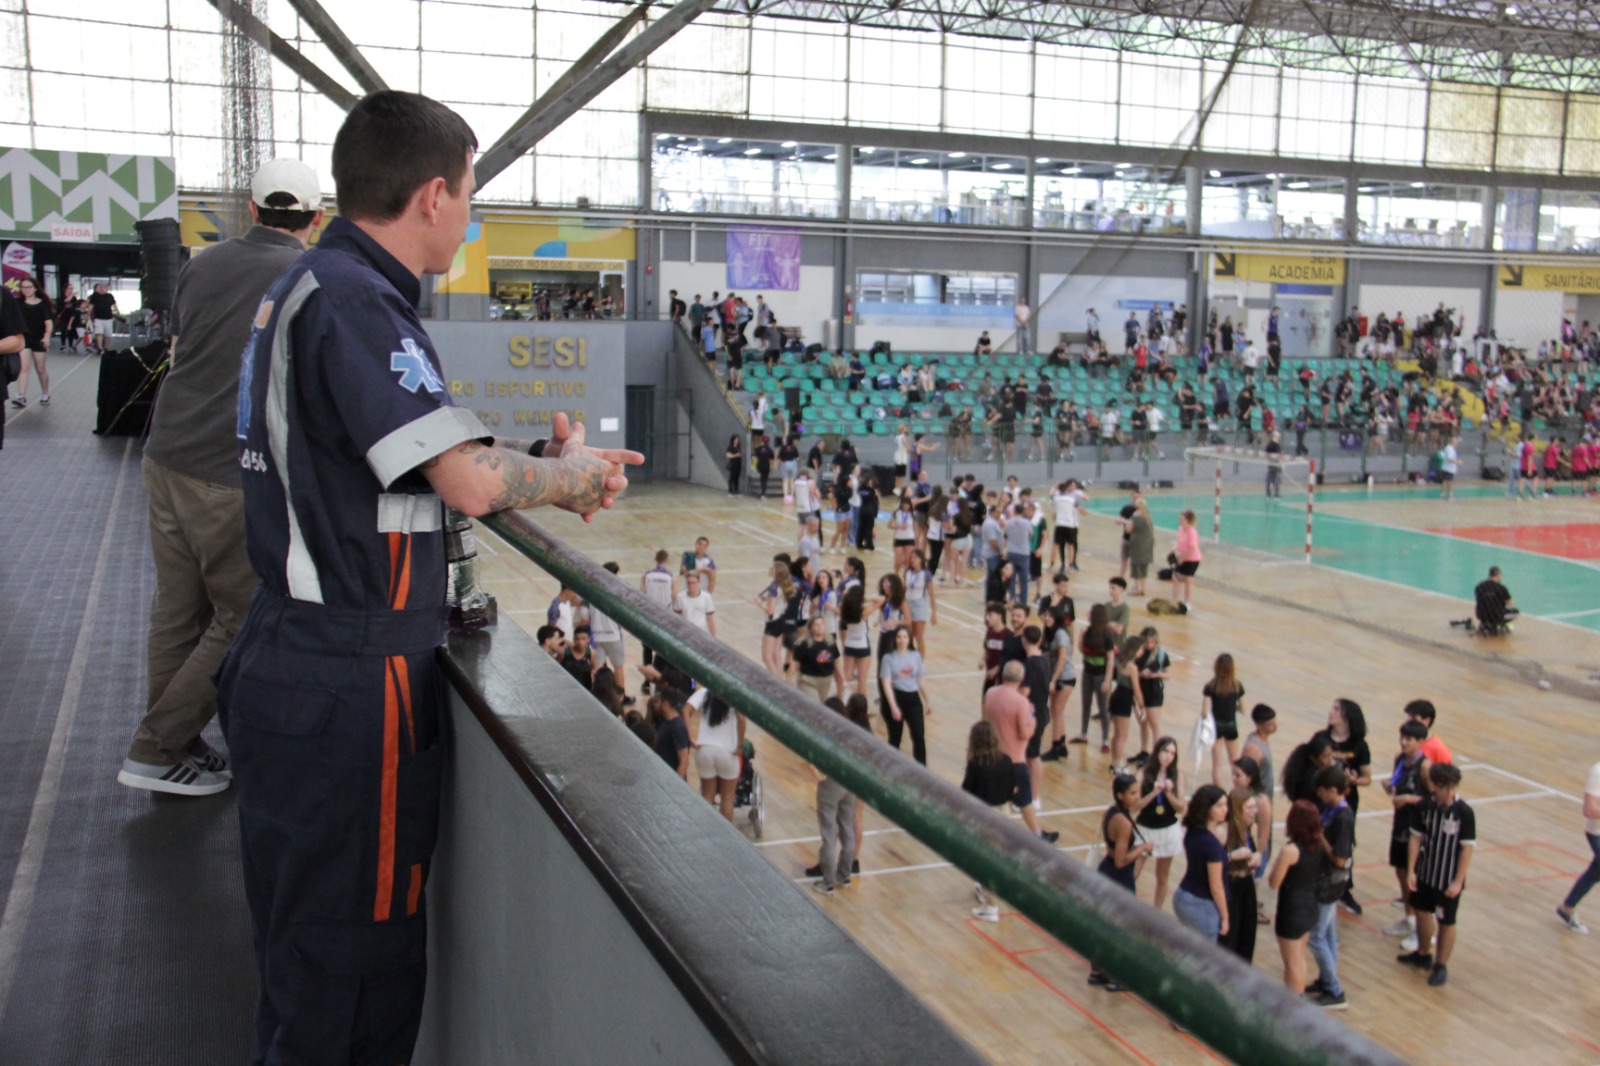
965,916,1161,1066
1011,914,1230,1065
1564,1029,1600,1057
1424,522,1600,561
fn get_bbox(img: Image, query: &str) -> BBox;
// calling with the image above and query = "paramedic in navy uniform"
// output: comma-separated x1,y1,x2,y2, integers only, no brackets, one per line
217,91,640,1066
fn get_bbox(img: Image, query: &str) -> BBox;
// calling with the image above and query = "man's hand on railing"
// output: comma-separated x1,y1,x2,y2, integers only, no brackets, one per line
421,411,643,520
542,412,644,521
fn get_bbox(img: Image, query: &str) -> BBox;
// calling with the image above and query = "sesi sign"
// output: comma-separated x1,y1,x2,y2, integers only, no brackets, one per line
50,221,96,242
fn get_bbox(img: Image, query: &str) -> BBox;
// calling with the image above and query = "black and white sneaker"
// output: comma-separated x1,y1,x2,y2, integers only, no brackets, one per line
190,748,232,779
117,757,231,796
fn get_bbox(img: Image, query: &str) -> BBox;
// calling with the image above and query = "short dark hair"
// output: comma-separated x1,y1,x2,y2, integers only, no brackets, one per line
535,625,562,645
256,191,318,232
331,91,478,223
1022,624,1042,645
1404,699,1437,725
1250,703,1276,725
1429,762,1462,790
1109,577,1127,589
1314,765,1348,794
1400,720,1429,741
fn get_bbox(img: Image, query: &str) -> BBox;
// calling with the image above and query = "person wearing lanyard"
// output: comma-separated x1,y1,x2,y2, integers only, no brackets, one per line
218,92,639,1065
1088,773,1151,990
903,549,936,654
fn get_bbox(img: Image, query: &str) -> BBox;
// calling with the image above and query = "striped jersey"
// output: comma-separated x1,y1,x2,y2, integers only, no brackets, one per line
1410,795,1475,889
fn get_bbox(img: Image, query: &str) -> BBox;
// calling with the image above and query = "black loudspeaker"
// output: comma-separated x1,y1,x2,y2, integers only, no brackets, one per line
135,218,183,312
94,342,167,436
783,385,802,416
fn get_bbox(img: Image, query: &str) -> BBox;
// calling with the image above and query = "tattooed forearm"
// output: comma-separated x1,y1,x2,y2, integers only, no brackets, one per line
484,449,616,514
493,437,536,454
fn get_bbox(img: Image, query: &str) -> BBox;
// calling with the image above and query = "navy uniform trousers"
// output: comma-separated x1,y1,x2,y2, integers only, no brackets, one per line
217,587,448,1066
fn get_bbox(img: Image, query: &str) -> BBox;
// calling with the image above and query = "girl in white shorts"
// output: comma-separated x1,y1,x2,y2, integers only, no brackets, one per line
690,688,745,823
1134,736,1188,912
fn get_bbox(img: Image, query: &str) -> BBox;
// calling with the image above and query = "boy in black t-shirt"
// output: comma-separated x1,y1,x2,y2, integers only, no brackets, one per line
1401,763,1474,987
652,687,692,780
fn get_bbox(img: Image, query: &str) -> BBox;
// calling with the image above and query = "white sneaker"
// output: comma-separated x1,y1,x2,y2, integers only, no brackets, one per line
117,756,230,796
971,904,1000,922
1382,917,1415,937
1400,932,1419,952
1557,907,1590,934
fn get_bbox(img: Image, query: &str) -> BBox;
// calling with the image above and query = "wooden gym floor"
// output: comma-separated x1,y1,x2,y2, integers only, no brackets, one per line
478,479,1600,1066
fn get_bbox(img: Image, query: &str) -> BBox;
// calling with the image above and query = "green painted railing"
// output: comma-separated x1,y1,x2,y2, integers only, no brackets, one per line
483,510,1409,1066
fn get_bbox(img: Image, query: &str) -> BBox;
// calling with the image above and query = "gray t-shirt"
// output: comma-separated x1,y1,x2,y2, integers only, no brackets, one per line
980,516,1003,559
797,533,821,570
1004,515,1033,555
879,649,925,692
145,225,306,486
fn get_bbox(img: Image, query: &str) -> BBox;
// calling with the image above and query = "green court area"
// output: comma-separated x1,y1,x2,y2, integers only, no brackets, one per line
1086,493,1600,633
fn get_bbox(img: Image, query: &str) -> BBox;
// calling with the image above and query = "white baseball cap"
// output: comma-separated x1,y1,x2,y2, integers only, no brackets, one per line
251,158,321,211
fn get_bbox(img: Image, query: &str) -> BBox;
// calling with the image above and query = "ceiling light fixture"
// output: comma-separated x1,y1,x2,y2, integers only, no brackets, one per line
1209,169,1222,178
744,148,762,156
948,151,967,159
910,157,929,164
1060,166,1083,175
781,140,797,148
993,162,1012,170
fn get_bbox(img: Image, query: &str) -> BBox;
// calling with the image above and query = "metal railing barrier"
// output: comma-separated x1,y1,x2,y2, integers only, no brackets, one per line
482,510,1409,1066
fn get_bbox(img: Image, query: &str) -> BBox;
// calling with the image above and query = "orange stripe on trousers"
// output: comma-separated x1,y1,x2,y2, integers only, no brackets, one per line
393,534,412,610
386,532,401,603
393,656,416,753
406,864,422,917
375,659,400,921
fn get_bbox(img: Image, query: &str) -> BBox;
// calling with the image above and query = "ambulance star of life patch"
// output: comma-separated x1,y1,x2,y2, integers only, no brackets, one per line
390,337,445,395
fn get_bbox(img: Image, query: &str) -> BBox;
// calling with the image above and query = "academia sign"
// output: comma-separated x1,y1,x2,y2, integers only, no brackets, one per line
1213,252,1345,285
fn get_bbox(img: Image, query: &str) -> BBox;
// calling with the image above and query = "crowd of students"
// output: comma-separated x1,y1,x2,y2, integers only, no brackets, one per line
523,448,1600,1020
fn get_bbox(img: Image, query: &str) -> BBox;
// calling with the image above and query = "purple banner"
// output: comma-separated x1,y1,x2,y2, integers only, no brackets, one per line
726,227,801,291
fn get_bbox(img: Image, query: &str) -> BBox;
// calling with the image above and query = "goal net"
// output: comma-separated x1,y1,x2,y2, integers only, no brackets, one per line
1175,446,1316,564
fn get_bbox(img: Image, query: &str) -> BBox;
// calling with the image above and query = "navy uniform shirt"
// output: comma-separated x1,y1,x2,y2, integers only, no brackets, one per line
236,216,489,612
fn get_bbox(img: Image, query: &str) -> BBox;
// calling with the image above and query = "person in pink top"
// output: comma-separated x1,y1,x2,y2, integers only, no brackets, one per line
1170,509,1203,615
1543,436,1563,497
1572,434,1594,496
982,661,1059,843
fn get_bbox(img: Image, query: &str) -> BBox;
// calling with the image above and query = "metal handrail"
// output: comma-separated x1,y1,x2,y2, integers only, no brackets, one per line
482,510,1408,1066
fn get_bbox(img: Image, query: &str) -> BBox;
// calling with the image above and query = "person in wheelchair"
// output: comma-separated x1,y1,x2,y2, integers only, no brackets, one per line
1470,566,1518,635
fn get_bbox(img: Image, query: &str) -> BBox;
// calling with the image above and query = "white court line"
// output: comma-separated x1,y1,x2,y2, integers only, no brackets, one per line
731,520,789,549
792,843,1100,882
757,802,1106,848
0,438,133,1021
761,787,1565,868
1457,759,1582,803
1542,607,1600,621
924,669,984,680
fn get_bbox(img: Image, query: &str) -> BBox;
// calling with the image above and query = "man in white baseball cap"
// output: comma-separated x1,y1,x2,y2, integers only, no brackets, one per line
118,158,324,797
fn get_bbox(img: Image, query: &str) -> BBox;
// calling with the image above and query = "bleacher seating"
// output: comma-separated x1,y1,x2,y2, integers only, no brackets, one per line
734,350,1433,440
